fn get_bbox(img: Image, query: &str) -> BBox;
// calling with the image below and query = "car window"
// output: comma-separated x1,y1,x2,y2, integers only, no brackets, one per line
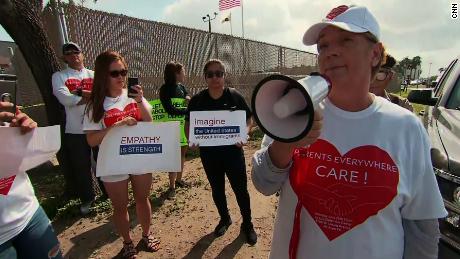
435,59,458,98
446,73,460,110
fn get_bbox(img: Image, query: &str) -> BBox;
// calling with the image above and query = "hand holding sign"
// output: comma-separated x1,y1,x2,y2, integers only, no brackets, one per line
189,110,247,147
114,116,138,127
0,125,60,178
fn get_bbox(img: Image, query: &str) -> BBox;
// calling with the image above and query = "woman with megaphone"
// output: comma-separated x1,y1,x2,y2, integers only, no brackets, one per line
252,5,446,259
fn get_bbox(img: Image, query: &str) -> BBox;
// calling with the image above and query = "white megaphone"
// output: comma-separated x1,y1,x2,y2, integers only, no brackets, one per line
251,72,331,143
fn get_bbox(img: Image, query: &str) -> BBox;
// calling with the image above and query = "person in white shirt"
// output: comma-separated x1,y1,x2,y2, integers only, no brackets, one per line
52,42,98,215
252,5,447,259
83,51,158,259
0,101,62,259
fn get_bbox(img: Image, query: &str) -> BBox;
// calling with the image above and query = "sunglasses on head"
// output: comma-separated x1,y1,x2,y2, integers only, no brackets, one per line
375,69,392,81
64,50,81,55
205,70,224,78
109,69,128,78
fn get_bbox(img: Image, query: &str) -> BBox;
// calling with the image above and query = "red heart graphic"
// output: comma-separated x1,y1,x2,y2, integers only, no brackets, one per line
290,139,398,240
0,176,16,196
65,78,93,92
104,102,141,127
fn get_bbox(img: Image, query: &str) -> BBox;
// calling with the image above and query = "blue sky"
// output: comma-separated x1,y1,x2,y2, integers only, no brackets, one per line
1,0,458,77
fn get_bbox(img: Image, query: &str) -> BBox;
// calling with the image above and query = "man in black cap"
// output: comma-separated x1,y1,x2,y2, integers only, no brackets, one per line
52,42,96,215
370,54,413,112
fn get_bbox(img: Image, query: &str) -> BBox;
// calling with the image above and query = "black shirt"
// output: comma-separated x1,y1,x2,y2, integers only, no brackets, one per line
159,83,189,116
186,87,252,153
186,87,251,121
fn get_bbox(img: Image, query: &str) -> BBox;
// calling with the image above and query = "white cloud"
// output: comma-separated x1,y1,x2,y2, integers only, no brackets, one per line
158,0,459,77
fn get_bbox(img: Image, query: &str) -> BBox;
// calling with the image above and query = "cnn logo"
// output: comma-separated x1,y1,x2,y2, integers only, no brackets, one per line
452,3,458,19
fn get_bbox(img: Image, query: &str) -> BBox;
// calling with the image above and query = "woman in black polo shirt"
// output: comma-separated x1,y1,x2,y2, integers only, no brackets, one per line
186,59,257,245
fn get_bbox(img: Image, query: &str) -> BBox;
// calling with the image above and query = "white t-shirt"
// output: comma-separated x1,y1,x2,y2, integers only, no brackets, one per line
52,67,94,134
268,96,447,259
83,90,147,131
0,172,39,245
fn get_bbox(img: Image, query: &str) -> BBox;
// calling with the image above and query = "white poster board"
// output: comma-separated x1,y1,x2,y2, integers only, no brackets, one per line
0,125,61,178
189,110,247,147
96,121,181,177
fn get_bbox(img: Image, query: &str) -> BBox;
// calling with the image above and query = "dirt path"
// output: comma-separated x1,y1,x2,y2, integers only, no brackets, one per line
55,141,278,258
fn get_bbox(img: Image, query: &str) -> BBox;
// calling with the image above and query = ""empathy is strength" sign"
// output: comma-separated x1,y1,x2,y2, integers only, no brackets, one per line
96,122,181,177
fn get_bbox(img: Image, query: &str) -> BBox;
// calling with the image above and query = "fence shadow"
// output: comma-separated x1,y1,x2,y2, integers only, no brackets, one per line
215,232,245,259
63,220,118,259
181,232,216,259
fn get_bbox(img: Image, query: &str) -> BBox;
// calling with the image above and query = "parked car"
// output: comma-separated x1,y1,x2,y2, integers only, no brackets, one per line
408,56,460,253
410,79,420,85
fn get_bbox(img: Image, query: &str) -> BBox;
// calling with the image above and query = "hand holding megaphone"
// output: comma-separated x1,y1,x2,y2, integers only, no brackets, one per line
268,110,323,168
251,73,330,143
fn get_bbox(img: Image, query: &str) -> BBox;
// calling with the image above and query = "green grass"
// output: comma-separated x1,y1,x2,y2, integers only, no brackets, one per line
396,88,426,116
249,127,264,141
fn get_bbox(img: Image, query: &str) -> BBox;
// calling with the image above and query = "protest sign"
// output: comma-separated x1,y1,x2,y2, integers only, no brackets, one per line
0,125,60,178
96,121,181,177
189,110,247,147
150,98,187,146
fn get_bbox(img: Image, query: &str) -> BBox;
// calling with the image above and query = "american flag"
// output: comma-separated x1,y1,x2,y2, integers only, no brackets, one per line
219,0,241,11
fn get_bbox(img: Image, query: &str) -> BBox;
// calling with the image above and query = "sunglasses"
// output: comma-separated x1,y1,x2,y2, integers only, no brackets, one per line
375,70,392,81
64,50,81,55
109,69,128,78
205,70,224,78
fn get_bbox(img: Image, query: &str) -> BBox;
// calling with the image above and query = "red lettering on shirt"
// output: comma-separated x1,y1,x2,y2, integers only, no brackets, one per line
0,176,16,196
64,78,93,92
103,102,141,127
289,139,398,241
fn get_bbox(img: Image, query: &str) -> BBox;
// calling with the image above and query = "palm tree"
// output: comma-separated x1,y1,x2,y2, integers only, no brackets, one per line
398,57,412,80
410,56,422,79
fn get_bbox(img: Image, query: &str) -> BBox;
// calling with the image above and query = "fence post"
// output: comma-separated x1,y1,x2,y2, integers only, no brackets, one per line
55,0,69,46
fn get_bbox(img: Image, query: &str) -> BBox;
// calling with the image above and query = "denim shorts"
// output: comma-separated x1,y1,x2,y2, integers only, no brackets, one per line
0,206,63,259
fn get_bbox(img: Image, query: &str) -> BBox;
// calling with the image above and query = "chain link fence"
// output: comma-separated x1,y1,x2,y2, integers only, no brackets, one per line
2,3,317,126
42,3,317,105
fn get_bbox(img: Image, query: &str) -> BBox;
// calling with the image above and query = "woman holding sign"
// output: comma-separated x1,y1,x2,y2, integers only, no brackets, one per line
83,51,159,258
252,5,446,259
186,59,257,245
0,103,62,259
158,62,191,199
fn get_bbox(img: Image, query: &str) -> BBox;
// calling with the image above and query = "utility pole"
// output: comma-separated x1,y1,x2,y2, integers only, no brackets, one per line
202,12,218,33
202,12,218,59
428,62,432,78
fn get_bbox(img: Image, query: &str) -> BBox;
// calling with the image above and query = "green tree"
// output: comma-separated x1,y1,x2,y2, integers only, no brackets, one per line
410,56,422,79
0,0,62,125
397,57,412,80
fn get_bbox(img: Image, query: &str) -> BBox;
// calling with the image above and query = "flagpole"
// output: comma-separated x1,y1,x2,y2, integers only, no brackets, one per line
241,0,244,38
